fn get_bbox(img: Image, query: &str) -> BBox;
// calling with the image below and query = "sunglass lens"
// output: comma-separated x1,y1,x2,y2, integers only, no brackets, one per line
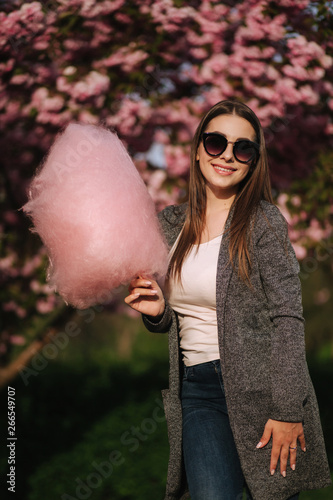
234,141,256,163
204,134,227,156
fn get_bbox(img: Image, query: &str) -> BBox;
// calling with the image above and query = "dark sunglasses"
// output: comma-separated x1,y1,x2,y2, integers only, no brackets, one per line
202,132,260,165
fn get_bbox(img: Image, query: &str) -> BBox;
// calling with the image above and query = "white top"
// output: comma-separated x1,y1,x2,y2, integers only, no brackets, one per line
166,234,222,366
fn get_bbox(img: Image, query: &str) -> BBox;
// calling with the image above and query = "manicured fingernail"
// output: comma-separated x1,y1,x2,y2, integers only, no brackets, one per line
133,293,140,297
303,447,306,452
145,281,152,285
150,290,157,294
270,469,275,475
292,464,296,471
256,441,263,448
282,471,286,478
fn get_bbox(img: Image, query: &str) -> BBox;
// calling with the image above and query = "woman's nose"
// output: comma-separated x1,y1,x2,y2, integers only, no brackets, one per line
220,143,234,161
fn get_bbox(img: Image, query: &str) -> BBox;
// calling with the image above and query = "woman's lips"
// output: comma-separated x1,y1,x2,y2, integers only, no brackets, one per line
212,163,236,175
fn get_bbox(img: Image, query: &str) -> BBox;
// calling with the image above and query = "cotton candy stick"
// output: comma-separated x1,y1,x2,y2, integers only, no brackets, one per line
23,123,168,309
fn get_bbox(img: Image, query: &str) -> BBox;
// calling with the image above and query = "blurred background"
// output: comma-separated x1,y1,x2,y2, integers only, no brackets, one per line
0,0,332,498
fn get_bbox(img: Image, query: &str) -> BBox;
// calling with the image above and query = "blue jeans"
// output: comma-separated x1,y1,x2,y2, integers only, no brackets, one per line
181,360,299,500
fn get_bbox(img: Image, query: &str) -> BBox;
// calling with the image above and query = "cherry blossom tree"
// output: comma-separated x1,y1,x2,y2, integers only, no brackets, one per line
0,0,332,381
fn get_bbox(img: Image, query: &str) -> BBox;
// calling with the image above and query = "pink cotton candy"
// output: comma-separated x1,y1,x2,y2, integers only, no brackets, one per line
23,123,168,309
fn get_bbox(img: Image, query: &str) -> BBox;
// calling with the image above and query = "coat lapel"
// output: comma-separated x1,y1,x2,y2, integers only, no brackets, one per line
216,209,234,372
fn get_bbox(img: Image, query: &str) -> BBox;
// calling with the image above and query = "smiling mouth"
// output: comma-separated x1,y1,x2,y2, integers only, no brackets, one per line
212,164,237,173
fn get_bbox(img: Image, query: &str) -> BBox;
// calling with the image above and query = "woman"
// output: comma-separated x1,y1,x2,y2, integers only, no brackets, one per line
125,100,331,500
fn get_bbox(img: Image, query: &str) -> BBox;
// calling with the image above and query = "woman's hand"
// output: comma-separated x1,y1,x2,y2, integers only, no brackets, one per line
124,276,165,318
256,419,306,477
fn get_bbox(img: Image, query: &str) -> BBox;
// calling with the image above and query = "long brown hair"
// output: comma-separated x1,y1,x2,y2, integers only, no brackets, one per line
169,99,273,285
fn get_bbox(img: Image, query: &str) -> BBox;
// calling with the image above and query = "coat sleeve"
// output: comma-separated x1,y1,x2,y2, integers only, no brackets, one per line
256,206,308,422
142,203,185,334
142,301,173,333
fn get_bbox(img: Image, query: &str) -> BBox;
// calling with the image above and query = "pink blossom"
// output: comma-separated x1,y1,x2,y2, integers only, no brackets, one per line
78,110,99,124
34,64,57,84
3,301,27,318
36,296,56,314
320,55,333,70
307,67,325,81
154,129,170,145
325,123,333,135
98,46,148,72
10,335,26,346
205,54,228,74
186,29,215,47
245,61,267,79
288,36,324,62
282,65,308,81
114,12,132,24
0,255,15,271
63,66,77,76
80,0,125,18
63,39,83,51
255,104,284,127
198,2,228,22
265,66,280,81
0,58,15,73
275,78,300,105
21,254,44,278
146,169,168,203
292,243,307,260
299,85,319,106
306,219,326,242
190,47,208,60
56,75,72,93
27,87,62,112
314,288,330,305
4,210,20,225
10,73,33,85
0,0,332,335
278,0,309,7
150,0,196,31
36,109,72,126
291,195,301,207
106,98,152,136
70,71,110,101
164,144,190,177
236,7,286,43
276,193,292,223
253,87,279,103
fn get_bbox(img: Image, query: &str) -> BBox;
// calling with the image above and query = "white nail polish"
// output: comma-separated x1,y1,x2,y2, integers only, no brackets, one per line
282,471,286,478
292,464,296,471
270,469,275,475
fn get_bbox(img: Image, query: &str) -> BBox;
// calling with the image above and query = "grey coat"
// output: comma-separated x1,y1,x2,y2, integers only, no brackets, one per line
143,201,331,500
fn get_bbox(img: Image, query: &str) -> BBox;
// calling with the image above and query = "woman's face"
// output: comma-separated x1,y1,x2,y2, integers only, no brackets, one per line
196,114,257,200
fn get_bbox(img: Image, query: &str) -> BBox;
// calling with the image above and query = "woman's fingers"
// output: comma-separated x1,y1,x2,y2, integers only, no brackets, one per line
128,276,154,293
124,276,165,317
125,287,158,300
124,289,159,309
278,444,290,477
257,419,305,477
298,427,306,452
289,444,297,471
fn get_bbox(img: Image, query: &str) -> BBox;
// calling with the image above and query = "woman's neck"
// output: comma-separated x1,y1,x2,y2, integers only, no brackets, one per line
205,191,236,215
200,192,235,243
